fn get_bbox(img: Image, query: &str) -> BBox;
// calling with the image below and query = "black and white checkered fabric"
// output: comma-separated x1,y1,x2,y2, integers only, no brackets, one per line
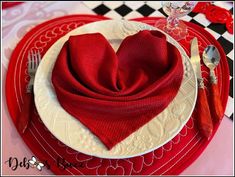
83,1,234,120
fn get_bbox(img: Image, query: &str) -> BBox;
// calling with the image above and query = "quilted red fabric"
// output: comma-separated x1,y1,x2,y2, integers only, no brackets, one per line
51,30,183,149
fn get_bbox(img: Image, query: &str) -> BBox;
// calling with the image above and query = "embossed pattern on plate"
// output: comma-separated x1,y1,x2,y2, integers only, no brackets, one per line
34,20,197,159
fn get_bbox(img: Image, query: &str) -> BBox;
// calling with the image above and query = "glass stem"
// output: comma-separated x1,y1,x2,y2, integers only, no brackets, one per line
167,16,179,28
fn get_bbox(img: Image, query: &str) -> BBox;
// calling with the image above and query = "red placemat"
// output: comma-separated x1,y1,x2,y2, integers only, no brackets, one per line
5,15,229,175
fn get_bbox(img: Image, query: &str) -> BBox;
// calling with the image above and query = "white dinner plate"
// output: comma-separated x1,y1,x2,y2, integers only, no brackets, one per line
34,20,197,159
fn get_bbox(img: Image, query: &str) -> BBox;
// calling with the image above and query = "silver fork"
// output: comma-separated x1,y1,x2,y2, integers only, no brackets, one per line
17,50,41,134
27,50,41,93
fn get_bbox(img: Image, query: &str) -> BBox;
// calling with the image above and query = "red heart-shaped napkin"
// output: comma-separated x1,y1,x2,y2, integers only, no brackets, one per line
51,30,183,150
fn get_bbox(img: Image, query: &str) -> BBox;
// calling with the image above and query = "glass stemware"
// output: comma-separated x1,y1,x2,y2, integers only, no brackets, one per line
155,1,197,41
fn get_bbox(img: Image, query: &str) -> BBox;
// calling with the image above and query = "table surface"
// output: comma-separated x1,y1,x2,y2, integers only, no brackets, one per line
1,1,234,175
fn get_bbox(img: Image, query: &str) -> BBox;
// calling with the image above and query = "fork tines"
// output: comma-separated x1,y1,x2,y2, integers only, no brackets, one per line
28,50,41,69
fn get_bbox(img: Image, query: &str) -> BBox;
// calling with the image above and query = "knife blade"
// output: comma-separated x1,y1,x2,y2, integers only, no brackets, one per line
190,37,213,139
191,37,202,81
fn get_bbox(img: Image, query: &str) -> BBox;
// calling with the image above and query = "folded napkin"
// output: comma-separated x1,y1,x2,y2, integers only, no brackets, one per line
52,30,183,150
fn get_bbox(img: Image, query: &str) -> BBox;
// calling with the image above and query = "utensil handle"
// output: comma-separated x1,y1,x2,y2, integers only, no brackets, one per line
16,93,33,134
211,83,224,122
197,87,213,139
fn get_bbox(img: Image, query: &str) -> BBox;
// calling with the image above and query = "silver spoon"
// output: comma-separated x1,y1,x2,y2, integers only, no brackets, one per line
202,45,220,83
202,45,224,122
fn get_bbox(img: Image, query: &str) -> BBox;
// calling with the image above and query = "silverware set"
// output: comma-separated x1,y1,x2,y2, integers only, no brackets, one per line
190,37,223,139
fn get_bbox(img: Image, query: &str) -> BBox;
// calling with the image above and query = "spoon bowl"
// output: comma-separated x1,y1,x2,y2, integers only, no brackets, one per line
202,45,220,70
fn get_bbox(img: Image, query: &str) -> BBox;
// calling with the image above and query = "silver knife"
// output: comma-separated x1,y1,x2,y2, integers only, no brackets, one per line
190,37,213,139
191,38,204,87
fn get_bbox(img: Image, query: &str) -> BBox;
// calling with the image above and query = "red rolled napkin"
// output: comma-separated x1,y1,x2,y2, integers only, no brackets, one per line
52,30,183,150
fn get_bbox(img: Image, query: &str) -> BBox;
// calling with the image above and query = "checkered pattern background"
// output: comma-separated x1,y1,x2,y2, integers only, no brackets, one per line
83,1,234,120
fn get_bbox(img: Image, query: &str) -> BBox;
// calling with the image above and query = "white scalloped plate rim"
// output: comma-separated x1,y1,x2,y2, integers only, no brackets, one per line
34,20,197,159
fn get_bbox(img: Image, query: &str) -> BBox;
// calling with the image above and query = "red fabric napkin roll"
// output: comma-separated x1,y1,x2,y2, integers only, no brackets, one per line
52,30,183,150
